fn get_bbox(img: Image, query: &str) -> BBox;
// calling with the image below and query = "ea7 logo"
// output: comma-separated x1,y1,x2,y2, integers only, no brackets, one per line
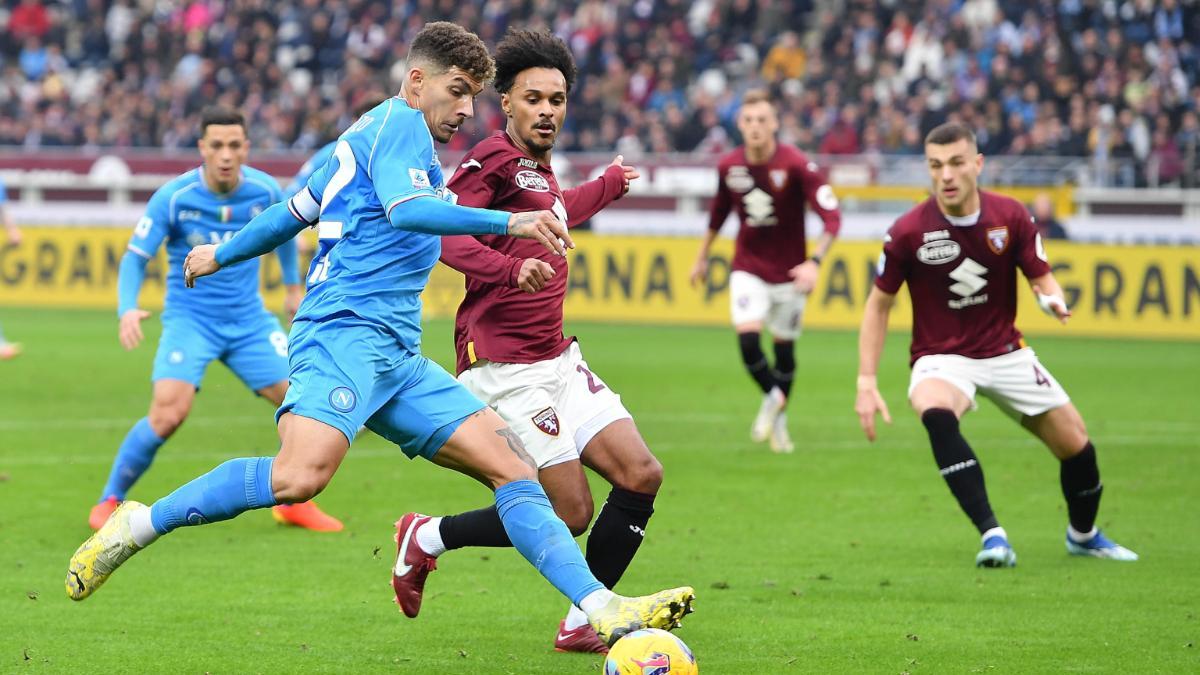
949,258,988,298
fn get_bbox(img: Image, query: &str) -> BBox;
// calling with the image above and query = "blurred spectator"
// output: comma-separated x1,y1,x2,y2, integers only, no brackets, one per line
1031,193,1069,240
0,0,1193,191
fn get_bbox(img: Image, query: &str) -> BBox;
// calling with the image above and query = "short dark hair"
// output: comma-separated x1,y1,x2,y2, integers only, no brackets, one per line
741,89,773,107
924,122,977,148
493,28,577,95
199,106,245,135
409,21,495,85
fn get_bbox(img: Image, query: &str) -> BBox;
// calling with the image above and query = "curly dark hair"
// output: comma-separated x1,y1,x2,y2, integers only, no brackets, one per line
493,28,577,95
408,22,495,85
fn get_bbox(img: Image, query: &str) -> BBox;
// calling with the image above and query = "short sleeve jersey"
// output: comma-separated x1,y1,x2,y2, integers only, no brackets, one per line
874,191,1052,364
709,144,841,283
127,166,281,320
292,97,451,352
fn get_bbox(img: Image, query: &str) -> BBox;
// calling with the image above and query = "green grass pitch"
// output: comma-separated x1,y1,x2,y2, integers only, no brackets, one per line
1,307,1197,672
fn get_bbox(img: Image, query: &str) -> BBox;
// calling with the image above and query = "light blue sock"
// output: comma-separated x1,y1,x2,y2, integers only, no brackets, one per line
494,479,605,606
100,417,165,501
149,457,276,535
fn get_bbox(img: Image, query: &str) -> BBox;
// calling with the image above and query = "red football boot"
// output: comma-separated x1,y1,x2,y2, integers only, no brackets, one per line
392,512,438,618
553,618,610,654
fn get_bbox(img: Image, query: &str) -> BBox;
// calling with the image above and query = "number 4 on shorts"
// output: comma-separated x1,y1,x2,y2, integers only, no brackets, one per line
1033,364,1050,387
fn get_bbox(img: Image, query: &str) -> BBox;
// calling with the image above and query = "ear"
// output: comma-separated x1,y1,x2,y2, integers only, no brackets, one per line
407,66,424,94
500,92,511,117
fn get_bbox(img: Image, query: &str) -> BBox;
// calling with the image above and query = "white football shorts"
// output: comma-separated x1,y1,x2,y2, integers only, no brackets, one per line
729,270,807,340
457,342,631,469
908,347,1071,418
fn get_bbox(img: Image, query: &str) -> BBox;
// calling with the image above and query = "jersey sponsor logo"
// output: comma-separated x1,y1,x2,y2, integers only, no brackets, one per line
460,158,482,170
743,187,777,226
948,257,989,308
517,157,539,169
725,166,754,193
531,406,560,436
409,168,431,189
178,209,203,222
769,169,788,190
917,239,961,265
815,184,839,210
328,386,357,413
987,226,1009,254
515,169,550,192
923,229,950,242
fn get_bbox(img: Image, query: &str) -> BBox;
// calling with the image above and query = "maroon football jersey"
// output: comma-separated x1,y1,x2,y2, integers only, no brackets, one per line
708,144,842,283
874,191,1053,364
442,131,627,374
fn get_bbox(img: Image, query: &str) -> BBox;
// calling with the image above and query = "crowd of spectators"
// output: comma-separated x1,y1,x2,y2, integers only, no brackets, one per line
1,0,1198,186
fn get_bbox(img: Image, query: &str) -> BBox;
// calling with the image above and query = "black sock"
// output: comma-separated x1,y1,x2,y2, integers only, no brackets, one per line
585,487,656,589
1060,442,1103,534
439,506,511,550
922,408,999,534
738,332,776,394
772,340,796,400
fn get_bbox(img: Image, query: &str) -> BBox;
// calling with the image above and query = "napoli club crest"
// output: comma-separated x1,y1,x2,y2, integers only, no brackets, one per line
532,407,560,436
986,226,1009,254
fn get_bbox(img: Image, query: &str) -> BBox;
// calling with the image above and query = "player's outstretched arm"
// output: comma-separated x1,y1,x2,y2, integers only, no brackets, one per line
1028,272,1071,324
562,155,639,227
856,286,896,441
388,197,573,256
184,201,311,287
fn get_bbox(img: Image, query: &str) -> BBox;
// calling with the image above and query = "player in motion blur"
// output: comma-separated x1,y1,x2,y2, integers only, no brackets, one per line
90,106,342,533
690,89,841,453
855,122,1137,567
66,23,693,646
391,29,657,654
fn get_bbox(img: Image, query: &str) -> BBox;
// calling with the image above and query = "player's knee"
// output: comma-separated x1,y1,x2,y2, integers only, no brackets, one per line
148,403,189,438
271,457,335,503
613,452,664,495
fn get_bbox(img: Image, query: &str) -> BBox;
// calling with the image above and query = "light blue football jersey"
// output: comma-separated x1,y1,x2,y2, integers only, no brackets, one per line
127,166,282,320
286,140,336,195
294,97,455,351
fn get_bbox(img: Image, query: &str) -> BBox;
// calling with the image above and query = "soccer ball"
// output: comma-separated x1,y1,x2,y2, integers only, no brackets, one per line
603,628,698,674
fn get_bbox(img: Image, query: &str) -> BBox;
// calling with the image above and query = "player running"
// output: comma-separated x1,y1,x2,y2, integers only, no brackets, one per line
391,29,656,654
690,89,841,453
90,106,342,533
855,122,1137,567
66,22,694,647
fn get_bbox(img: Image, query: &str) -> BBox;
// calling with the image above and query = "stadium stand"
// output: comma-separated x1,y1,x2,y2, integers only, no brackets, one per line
1,1,1197,188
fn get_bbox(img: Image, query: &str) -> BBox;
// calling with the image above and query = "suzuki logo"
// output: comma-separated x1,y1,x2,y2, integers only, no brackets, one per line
948,258,988,297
